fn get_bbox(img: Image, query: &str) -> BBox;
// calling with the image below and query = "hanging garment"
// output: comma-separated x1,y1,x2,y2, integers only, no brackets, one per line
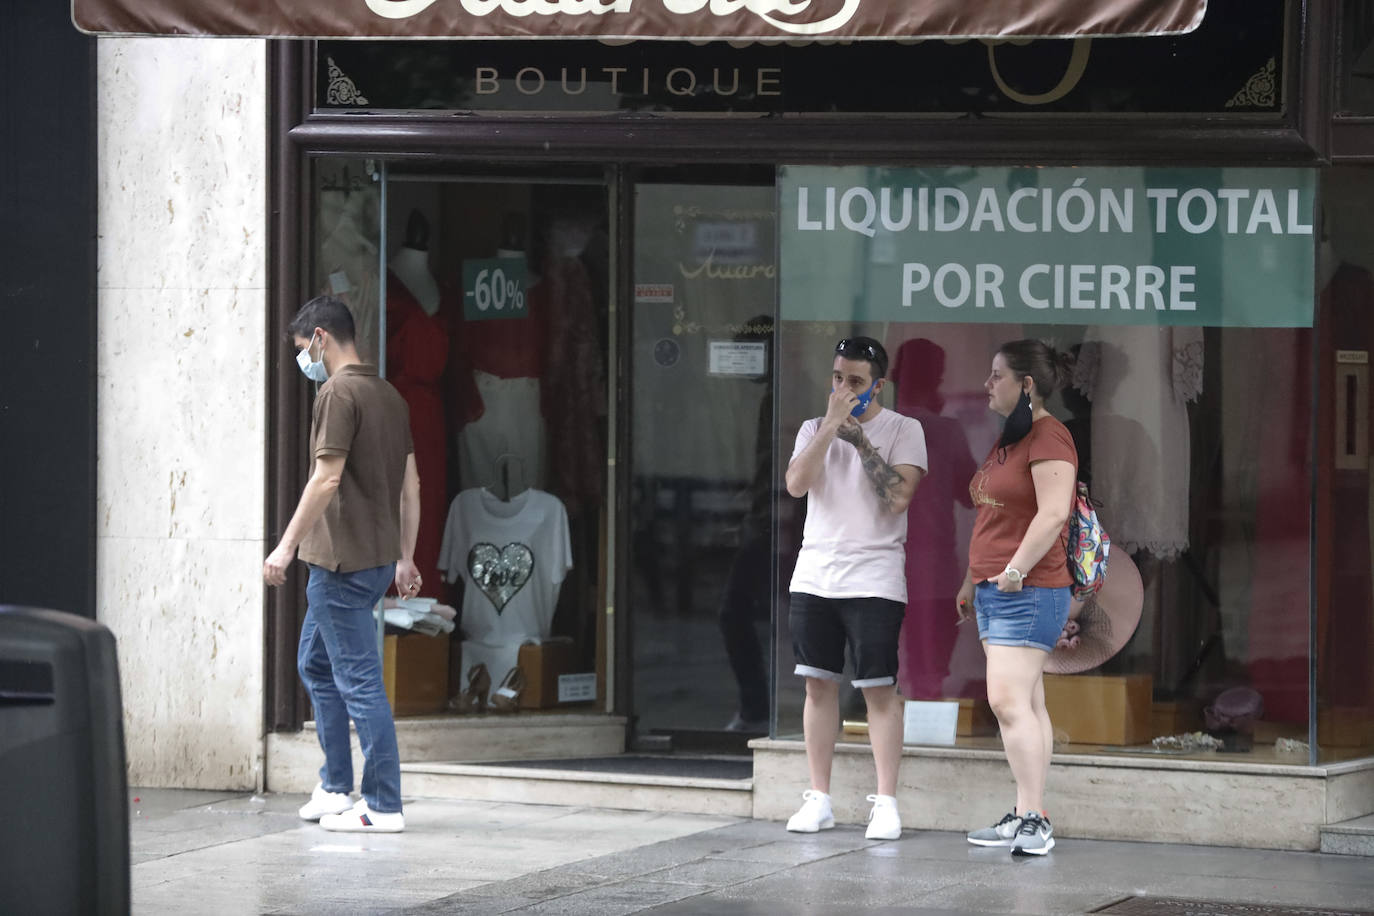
444,266,549,427
898,407,978,699
889,337,978,699
1075,325,1203,559
317,188,380,364
437,487,573,646
441,262,550,493
542,254,606,515
386,271,449,598
1240,327,1312,722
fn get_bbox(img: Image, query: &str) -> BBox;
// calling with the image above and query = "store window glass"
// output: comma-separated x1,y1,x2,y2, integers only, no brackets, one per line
309,159,613,718
312,158,383,364
774,165,1319,764
629,180,777,742
1316,168,1374,762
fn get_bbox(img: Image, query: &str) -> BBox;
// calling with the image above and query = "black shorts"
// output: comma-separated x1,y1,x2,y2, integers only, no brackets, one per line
789,592,905,687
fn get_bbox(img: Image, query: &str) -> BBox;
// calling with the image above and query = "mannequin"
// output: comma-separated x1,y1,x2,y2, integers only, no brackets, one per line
890,338,977,700
385,211,448,598
450,210,550,496
390,210,440,316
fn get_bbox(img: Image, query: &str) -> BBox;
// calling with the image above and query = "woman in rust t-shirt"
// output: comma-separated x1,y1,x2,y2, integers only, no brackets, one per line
956,339,1078,857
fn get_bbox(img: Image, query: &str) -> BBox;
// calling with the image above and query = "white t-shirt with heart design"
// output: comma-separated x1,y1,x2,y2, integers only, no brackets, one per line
438,487,573,644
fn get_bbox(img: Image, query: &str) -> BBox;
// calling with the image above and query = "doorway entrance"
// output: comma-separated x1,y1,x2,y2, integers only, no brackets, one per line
626,170,778,750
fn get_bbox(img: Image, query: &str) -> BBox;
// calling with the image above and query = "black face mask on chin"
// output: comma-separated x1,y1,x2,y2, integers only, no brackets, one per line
998,389,1034,452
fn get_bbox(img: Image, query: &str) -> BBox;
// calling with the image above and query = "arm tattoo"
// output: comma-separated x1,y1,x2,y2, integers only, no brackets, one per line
855,436,905,512
835,422,863,445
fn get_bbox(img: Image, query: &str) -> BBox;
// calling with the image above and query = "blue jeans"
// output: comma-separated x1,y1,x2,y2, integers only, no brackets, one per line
299,563,402,814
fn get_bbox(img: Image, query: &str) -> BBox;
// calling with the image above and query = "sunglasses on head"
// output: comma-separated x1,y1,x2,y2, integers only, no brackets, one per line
835,338,879,362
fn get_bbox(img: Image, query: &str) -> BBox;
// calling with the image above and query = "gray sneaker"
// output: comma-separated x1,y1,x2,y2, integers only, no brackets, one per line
1010,812,1055,855
967,811,1021,847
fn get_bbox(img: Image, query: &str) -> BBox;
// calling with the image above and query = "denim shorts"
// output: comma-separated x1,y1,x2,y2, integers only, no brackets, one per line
974,582,1071,653
789,592,905,687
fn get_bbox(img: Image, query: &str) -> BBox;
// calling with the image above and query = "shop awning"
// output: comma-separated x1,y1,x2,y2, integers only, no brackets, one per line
73,0,1206,41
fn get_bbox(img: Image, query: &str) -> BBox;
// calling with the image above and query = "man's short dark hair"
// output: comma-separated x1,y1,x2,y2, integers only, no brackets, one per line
835,336,888,379
288,296,356,344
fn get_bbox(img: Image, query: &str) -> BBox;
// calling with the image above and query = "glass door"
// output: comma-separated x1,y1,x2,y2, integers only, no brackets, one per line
628,171,778,748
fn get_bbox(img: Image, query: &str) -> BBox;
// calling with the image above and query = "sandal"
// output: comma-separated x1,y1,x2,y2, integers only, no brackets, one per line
449,663,490,714
488,665,526,714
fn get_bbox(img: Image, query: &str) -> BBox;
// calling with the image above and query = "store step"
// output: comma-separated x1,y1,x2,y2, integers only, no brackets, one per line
402,753,754,817
1319,814,1374,856
644,727,764,755
267,713,628,794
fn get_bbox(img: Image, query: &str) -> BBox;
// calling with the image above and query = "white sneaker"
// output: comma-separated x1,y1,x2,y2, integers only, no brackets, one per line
785,790,834,833
297,783,353,821
319,799,405,833
864,794,902,840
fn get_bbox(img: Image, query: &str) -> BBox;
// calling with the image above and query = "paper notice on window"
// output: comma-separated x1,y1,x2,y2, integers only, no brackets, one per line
708,340,767,377
634,283,674,304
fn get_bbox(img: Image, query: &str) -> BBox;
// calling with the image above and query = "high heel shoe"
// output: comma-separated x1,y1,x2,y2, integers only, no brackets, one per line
488,665,526,714
450,663,490,714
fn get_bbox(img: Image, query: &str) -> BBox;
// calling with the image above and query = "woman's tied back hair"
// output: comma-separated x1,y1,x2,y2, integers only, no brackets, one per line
998,339,1075,399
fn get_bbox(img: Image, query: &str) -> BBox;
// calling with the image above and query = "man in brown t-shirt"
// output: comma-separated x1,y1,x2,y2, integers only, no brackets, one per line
263,296,420,833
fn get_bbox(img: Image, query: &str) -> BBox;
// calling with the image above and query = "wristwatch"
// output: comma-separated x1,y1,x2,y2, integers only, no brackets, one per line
1003,566,1024,585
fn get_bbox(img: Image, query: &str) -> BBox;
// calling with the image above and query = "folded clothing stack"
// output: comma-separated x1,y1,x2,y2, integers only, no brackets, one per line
380,597,457,636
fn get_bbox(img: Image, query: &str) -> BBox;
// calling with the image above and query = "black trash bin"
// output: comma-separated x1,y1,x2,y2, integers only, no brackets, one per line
0,606,129,915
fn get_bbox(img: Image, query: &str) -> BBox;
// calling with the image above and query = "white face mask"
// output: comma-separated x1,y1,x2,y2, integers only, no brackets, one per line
296,332,328,382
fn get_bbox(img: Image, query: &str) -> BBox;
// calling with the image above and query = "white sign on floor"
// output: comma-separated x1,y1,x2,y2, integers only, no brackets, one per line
902,700,959,746
559,672,597,703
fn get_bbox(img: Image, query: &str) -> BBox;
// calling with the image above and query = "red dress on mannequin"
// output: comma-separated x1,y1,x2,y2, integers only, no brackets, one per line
444,271,548,427
889,338,978,699
1243,328,1311,722
386,271,448,598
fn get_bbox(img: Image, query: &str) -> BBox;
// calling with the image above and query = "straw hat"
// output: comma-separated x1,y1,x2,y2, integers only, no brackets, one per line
1045,550,1144,674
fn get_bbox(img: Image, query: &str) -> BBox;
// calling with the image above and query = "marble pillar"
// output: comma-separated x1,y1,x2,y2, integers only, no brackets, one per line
96,37,268,789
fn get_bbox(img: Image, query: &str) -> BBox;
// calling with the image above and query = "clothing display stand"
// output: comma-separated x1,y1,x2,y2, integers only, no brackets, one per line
494,452,527,501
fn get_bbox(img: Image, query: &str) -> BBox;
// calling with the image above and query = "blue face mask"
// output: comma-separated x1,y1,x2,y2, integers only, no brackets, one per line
296,333,328,382
849,381,877,418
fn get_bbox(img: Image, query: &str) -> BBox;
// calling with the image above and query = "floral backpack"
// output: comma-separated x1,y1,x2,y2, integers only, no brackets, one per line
1067,481,1109,600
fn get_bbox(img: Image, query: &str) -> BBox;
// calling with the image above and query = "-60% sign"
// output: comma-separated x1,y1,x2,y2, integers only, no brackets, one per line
462,258,530,321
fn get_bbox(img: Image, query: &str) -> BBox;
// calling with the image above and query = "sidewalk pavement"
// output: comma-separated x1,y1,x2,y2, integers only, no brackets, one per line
130,788,1374,916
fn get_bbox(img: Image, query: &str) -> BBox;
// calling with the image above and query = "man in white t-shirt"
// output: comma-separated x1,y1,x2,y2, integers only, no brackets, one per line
783,336,928,841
